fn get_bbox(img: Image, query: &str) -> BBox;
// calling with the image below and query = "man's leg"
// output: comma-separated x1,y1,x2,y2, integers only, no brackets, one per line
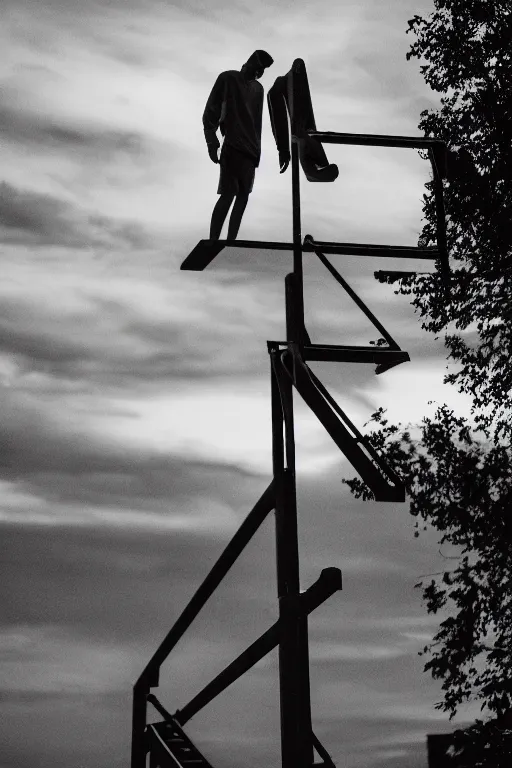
210,193,235,240
227,193,249,240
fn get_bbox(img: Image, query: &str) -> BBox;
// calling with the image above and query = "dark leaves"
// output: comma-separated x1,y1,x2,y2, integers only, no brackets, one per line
345,4,512,758
400,2,512,433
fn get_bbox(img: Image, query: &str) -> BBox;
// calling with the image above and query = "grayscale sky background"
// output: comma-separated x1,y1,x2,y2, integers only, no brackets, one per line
1,2,475,768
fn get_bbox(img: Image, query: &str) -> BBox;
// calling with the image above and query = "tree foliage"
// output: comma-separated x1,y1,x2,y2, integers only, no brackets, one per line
346,408,512,714
345,406,512,763
396,1,512,436
346,2,512,763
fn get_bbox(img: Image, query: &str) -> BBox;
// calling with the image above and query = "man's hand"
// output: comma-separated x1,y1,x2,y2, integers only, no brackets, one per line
279,151,290,174
208,145,219,164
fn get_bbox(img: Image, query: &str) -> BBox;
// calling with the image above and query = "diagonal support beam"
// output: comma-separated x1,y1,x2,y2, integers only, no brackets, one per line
309,243,401,349
305,360,404,485
131,482,276,768
135,480,276,688
174,568,342,726
282,352,405,502
312,732,336,768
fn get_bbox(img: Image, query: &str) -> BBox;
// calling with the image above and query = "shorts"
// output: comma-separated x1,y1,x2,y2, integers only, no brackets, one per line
217,143,256,196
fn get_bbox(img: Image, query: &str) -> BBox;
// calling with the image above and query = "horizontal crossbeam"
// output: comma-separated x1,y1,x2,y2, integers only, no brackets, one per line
303,345,409,367
269,341,410,369
307,130,445,151
181,238,440,271
174,568,342,726
308,130,447,181
303,235,439,261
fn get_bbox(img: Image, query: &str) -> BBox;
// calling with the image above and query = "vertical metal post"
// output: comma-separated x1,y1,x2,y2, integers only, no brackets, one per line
291,137,305,344
291,138,303,284
131,681,149,768
271,354,313,768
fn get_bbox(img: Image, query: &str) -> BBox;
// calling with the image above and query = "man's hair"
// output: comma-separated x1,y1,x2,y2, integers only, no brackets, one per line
245,50,274,71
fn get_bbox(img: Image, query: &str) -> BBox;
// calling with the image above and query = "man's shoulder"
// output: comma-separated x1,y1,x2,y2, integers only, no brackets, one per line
219,70,241,80
213,70,241,89
219,70,263,88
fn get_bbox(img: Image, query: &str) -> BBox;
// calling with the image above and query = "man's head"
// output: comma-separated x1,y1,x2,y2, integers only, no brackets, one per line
242,49,273,80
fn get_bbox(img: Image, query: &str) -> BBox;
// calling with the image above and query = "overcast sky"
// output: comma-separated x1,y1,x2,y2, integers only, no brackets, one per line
1,2,476,768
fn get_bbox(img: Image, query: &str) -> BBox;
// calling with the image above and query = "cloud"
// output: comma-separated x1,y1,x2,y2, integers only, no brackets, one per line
0,254,286,385
0,100,146,157
311,641,408,662
0,625,136,695
0,181,156,249
0,518,277,642
0,182,88,247
0,380,271,530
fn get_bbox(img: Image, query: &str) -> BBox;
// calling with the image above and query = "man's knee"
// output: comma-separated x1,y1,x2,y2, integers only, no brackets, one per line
235,192,249,204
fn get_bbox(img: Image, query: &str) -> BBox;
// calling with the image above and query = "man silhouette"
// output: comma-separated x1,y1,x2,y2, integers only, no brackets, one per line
203,50,275,240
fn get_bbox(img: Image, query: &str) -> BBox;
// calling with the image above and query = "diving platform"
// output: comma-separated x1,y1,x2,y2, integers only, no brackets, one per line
181,236,442,272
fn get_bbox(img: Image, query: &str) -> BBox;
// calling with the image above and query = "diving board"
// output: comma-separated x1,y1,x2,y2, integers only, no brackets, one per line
181,236,443,271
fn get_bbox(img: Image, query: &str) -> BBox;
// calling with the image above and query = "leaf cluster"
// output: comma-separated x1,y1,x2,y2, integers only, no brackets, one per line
345,407,512,725
401,1,512,435
449,719,512,767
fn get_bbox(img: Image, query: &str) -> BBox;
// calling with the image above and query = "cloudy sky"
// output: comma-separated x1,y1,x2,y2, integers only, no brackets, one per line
1,2,476,768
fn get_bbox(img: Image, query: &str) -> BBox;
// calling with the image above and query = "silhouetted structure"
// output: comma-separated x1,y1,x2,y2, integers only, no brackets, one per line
132,58,449,768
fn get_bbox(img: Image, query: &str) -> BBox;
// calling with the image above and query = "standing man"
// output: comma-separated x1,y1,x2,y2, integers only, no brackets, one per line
203,50,274,241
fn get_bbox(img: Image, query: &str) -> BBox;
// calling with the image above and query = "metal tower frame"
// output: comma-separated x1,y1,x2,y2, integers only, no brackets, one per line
131,58,449,768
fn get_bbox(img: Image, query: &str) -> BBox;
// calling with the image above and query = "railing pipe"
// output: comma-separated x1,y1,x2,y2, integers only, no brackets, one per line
308,130,445,150
291,138,305,343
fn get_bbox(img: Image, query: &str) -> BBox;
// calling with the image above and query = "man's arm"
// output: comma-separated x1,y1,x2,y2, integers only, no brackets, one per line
267,76,291,173
203,73,226,163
